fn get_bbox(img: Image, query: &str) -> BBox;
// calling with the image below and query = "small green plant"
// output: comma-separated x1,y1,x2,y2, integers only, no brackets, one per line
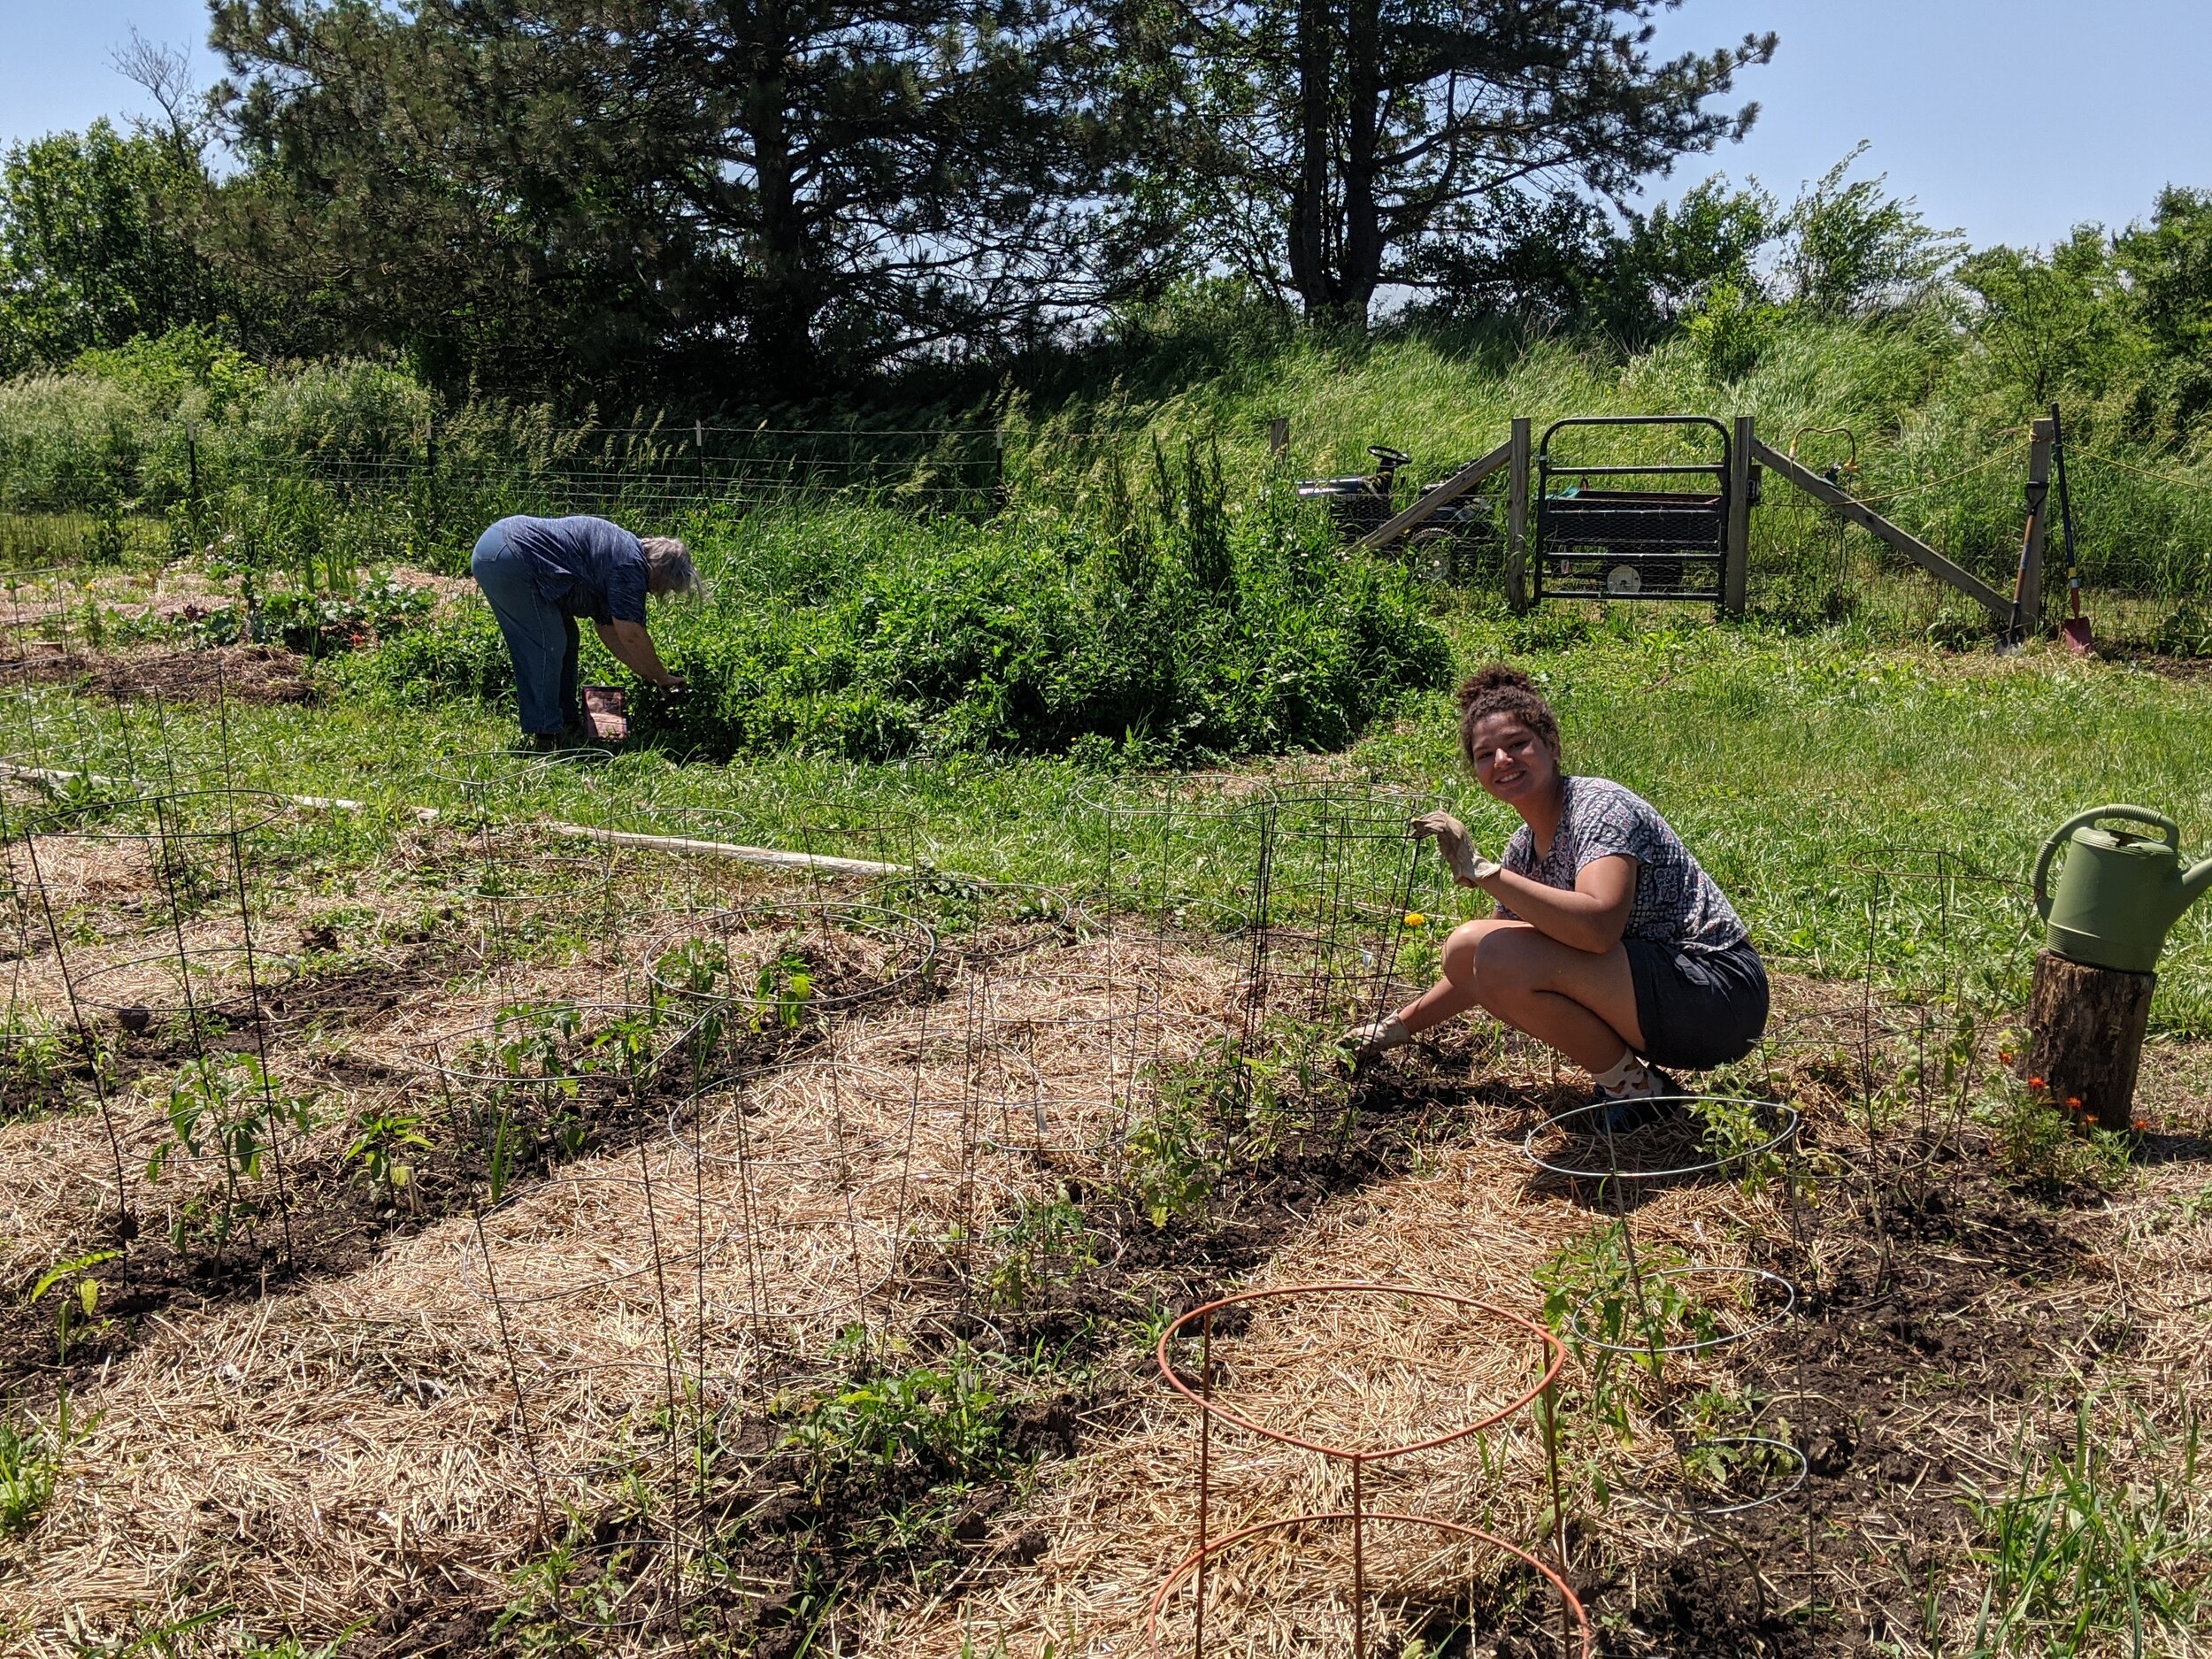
1122,1094,1218,1230
0,1397,68,1537
1695,1094,1786,1194
145,1057,318,1248
1538,1225,1717,1433
982,1202,1099,1310
486,1106,520,1204
783,1350,1008,1499
486,1001,584,1087
31,1250,119,1365
750,940,814,1032
345,1109,433,1202
0,1018,71,1117
492,1525,661,1647
1983,1074,2132,1194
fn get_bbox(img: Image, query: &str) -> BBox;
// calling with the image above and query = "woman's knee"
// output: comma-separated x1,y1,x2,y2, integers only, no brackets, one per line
1471,928,1546,1009
1440,922,1489,988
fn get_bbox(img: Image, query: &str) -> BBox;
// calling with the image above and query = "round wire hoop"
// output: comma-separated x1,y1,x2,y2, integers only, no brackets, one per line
1520,1096,1801,1183
1156,1283,1566,1460
1145,1510,1593,1659
1563,1265,1798,1356
73,945,299,1016
1622,1435,1810,1519
28,787,291,841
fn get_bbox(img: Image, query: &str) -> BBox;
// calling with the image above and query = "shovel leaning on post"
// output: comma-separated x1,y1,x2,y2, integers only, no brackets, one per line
2052,402,2092,654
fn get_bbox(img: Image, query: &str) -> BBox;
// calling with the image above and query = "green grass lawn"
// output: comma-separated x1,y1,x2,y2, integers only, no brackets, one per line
17,606,2212,1038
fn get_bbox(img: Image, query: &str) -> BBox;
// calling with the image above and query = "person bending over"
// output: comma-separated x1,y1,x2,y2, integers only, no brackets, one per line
1348,664,1768,1123
470,513,699,748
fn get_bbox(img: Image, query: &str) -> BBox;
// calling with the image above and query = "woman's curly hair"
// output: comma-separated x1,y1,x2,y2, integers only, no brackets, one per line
1455,663,1561,766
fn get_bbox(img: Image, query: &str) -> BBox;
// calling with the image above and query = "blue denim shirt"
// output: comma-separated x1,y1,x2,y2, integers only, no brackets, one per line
493,515,649,625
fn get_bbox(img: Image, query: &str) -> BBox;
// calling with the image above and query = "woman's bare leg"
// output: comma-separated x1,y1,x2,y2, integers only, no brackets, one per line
1394,919,1513,1034
1471,925,1644,1072
1392,920,1647,1078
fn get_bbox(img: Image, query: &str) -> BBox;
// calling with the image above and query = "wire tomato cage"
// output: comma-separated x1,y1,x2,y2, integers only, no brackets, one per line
1519,1088,1813,1616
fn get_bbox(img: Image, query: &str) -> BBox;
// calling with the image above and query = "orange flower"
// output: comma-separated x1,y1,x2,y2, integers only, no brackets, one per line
2000,1048,2016,1064
2133,1118,2150,1132
2065,1096,2083,1110
2029,1075,2047,1091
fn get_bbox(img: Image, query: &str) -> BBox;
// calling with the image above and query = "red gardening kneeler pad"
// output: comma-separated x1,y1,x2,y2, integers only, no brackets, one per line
581,685,627,742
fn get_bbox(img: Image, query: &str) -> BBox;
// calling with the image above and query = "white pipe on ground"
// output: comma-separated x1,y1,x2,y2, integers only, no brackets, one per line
0,763,907,878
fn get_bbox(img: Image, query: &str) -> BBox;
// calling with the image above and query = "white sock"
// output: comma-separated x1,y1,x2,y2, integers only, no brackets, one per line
1592,1049,1654,1097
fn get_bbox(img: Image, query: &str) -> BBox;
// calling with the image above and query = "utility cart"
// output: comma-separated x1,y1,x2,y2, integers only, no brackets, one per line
1533,415,1732,601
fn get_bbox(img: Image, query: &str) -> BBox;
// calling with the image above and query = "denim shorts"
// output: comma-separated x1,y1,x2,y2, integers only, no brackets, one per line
1625,936,1770,1071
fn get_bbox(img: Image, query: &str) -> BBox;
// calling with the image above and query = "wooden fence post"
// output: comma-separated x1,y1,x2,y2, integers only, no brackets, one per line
1505,418,1532,613
2012,417,2055,638
1268,417,1290,462
1724,415,1754,617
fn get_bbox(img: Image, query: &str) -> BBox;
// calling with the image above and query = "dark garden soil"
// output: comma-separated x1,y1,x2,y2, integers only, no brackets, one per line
0,643,319,704
1577,1148,2117,1657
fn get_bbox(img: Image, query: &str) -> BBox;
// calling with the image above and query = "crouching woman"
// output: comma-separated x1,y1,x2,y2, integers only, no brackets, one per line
1349,665,1768,1120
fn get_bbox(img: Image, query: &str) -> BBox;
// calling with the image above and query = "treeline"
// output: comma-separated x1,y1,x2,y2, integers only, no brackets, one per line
2,1,1778,400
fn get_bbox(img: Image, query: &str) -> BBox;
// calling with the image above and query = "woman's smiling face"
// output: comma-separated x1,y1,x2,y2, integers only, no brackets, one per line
1468,711,1558,807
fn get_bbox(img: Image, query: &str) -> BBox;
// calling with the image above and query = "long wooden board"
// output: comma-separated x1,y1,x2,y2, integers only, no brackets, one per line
1352,439,1514,552
1751,439,2013,621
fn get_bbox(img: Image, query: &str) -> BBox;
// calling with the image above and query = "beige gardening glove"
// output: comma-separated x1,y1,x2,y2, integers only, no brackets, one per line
1409,810,1501,887
1341,1014,1411,1067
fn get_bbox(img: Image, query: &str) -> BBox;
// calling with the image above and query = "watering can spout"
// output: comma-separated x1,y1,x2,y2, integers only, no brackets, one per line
2185,856,2212,912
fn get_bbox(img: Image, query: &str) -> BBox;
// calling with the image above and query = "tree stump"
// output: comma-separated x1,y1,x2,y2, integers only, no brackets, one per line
2019,949,2154,1133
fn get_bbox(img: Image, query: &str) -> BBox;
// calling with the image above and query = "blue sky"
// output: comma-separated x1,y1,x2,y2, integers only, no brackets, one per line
5,0,2210,250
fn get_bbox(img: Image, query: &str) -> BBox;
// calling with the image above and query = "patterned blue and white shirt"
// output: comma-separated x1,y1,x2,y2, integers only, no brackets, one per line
1494,776,1747,955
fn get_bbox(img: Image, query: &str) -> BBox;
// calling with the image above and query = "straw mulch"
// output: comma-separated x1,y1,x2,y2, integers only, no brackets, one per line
0,930,1246,1651
3,910,2208,1658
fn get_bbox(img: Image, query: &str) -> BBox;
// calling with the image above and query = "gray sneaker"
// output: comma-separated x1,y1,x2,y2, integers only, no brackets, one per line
1594,1070,1686,1134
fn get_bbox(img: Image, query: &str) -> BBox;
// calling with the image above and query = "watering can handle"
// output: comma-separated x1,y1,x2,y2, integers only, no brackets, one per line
2032,805,2182,918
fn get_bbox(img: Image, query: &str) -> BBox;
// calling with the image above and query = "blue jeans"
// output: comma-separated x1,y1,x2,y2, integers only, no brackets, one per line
472,524,580,735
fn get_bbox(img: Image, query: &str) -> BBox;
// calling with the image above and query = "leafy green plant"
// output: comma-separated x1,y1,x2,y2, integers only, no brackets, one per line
1122,1094,1218,1230
982,1202,1100,1311
145,1057,317,1248
492,1526,663,1649
31,1249,119,1365
345,1109,432,1202
1538,1225,1717,1433
750,940,814,1032
1966,1398,2206,1657
1982,1074,2132,1195
1695,1095,1787,1194
0,1394,77,1537
784,1350,1008,1500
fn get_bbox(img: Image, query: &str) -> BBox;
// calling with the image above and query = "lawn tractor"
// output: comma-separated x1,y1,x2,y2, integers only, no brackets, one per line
1296,444,1493,583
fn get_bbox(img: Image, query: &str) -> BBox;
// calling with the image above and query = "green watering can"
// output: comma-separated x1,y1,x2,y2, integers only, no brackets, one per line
2033,806,2212,974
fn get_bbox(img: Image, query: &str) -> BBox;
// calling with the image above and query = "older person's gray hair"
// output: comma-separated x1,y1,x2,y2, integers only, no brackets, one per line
638,535,703,598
